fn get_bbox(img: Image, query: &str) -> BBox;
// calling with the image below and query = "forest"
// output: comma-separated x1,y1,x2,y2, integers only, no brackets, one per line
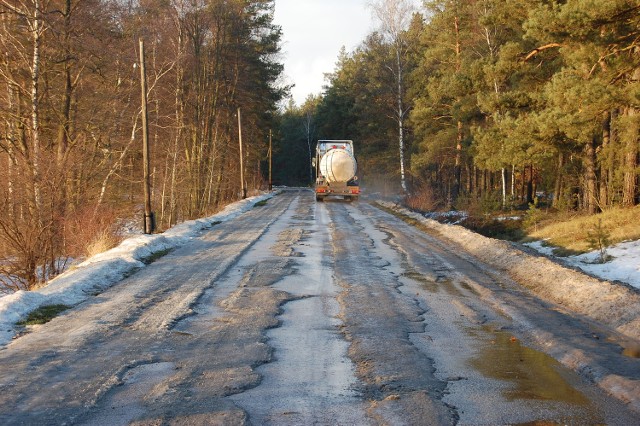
0,0,285,291
279,0,639,215
1,0,638,292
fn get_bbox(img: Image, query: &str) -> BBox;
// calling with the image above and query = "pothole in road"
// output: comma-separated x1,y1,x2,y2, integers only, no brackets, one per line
86,361,176,425
238,259,295,288
401,267,465,297
272,228,306,257
402,270,439,293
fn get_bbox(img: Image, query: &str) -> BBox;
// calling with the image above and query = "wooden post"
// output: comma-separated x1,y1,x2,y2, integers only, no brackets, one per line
140,39,154,233
237,107,246,199
268,129,272,191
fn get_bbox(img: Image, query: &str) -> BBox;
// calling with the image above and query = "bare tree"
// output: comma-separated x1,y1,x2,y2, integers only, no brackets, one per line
0,0,286,291
0,0,48,220
302,111,314,183
622,63,639,206
369,0,416,193
301,95,320,184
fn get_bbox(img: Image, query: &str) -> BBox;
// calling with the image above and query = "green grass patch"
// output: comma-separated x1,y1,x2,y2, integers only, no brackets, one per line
253,200,268,207
141,248,173,265
17,304,70,326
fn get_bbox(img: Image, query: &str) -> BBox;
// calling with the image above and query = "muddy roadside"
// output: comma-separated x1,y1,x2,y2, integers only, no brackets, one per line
377,201,640,412
376,201,640,341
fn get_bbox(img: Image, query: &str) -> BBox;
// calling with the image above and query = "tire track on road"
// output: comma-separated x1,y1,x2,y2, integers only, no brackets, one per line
0,192,297,425
329,202,456,425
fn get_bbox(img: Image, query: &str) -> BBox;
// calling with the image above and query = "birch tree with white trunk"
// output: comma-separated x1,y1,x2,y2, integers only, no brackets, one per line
369,0,416,194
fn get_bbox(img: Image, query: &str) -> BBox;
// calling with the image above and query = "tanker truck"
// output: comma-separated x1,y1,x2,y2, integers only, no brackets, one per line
313,140,360,201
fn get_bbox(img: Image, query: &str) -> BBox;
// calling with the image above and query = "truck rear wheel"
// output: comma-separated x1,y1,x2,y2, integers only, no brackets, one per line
316,195,324,202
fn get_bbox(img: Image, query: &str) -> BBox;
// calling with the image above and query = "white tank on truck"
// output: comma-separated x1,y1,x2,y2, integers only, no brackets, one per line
313,140,360,202
319,148,357,183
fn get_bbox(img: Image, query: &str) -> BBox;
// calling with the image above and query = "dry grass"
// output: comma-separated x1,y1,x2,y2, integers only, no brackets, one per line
85,229,122,258
529,205,640,253
64,205,125,259
405,185,441,212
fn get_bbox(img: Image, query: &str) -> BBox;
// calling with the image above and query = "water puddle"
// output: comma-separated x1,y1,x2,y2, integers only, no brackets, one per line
620,341,640,359
442,279,464,297
469,328,589,405
402,270,439,293
459,281,480,296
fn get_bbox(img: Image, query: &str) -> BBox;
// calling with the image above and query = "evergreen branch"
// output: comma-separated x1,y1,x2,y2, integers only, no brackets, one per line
597,5,640,26
610,66,637,84
589,43,638,78
523,43,562,62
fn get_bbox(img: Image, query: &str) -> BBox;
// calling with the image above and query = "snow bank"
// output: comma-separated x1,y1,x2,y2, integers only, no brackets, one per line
524,240,640,290
378,202,640,342
0,192,276,346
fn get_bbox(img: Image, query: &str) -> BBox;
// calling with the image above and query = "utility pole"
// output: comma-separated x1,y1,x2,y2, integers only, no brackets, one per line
140,38,154,233
237,107,246,199
268,129,273,191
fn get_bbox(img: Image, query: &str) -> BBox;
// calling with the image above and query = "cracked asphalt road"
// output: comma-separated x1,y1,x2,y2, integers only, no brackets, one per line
0,189,637,425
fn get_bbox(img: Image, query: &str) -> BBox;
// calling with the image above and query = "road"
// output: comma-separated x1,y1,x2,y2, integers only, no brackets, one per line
0,189,638,425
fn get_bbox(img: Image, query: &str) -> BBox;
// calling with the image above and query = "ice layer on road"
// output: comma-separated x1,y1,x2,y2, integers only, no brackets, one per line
0,193,275,346
378,201,640,342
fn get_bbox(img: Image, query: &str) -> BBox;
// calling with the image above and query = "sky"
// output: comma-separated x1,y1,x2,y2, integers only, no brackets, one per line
273,0,377,105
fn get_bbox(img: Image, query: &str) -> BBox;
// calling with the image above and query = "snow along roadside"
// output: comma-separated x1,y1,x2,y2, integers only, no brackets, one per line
524,239,640,290
0,192,276,346
377,201,640,342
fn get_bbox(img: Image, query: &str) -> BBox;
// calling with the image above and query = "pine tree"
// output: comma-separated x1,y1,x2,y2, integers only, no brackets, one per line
525,0,640,209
